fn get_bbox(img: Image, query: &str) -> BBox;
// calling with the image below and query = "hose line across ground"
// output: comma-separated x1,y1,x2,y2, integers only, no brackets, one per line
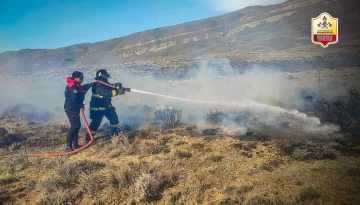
0,108,94,158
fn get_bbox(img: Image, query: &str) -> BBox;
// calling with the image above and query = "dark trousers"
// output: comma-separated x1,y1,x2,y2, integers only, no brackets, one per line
65,109,81,143
85,106,120,141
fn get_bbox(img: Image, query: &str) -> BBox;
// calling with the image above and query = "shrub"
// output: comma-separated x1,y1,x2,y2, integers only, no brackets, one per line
130,172,175,203
0,128,25,148
206,107,228,124
314,89,360,141
154,105,182,128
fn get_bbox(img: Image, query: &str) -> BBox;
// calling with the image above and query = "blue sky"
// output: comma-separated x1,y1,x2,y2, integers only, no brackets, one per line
0,0,286,53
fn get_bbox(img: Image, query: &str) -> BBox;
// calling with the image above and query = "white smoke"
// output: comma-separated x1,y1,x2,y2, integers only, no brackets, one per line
0,58,342,138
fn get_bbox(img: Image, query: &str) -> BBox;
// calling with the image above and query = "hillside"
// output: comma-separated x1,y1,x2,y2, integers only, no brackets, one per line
1,0,360,73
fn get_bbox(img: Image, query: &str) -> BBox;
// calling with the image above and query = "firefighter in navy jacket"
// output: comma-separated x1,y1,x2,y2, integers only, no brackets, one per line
85,69,130,143
64,71,94,152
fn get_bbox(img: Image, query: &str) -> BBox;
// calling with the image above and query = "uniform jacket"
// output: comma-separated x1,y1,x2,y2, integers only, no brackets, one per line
64,77,93,110
90,77,121,108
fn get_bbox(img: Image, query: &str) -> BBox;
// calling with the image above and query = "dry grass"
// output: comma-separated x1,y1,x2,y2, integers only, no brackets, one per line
0,118,360,205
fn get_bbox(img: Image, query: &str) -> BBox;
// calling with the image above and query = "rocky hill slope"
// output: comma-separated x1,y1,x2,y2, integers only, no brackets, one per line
0,0,359,73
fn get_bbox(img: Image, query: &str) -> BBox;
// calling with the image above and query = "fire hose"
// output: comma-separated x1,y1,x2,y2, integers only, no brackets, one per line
0,108,93,158
0,80,122,158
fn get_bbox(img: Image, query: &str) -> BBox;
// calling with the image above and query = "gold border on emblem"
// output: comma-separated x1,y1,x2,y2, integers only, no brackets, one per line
311,12,338,48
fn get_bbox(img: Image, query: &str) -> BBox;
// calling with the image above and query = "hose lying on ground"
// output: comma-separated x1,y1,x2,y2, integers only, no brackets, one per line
0,108,94,158
0,81,120,158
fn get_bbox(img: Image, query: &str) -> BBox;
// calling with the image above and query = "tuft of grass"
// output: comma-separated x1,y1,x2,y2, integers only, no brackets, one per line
296,187,321,203
141,141,170,155
130,172,163,202
174,150,192,159
138,128,152,139
38,188,74,205
79,172,107,195
38,160,106,194
206,155,224,162
0,175,19,186
259,157,284,171
190,142,205,151
109,133,137,155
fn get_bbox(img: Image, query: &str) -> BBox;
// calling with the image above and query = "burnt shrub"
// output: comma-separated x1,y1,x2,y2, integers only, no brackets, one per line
314,89,360,142
0,128,25,148
276,141,337,160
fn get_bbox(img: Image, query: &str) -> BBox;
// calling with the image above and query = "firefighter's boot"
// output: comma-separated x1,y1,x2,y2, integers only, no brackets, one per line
65,142,73,152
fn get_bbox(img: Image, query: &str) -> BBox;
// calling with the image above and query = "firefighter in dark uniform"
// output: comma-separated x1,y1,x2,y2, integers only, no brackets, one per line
85,69,130,143
64,71,94,152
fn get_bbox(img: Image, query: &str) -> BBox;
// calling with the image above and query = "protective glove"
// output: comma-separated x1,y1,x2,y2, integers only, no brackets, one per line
125,88,131,92
114,83,122,89
117,88,125,95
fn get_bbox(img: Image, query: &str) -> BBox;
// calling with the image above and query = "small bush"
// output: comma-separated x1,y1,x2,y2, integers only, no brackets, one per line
201,128,218,136
0,128,26,148
206,107,228,124
314,89,360,141
130,172,176,203
154,105,182,128
138,128,152,139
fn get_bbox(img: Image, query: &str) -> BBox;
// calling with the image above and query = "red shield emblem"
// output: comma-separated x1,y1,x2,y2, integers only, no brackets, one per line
311,12,338,48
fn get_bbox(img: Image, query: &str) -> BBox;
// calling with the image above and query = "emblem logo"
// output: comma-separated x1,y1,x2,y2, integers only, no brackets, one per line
311,12,338,48
73,89,77,93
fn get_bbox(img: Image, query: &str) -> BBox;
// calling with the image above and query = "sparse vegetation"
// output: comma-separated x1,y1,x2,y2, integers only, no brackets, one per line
154,105,182,128
276,140,337,160
314,89,360,142
0,115,360,205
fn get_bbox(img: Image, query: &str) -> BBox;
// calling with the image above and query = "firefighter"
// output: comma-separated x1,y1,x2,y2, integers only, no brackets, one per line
85,69,130,143
64,71,95,152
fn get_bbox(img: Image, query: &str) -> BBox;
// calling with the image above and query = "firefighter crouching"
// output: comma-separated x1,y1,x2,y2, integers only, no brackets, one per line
64,71,95,152
85,69,130,143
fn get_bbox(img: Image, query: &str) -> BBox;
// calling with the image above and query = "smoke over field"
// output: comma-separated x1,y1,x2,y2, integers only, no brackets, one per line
1,59,358,140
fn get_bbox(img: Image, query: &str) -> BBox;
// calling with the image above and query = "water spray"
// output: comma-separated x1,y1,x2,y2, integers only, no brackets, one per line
131,89,319,123
97,80,339,134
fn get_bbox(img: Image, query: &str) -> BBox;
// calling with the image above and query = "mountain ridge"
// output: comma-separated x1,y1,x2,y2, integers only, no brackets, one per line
1,0,359,73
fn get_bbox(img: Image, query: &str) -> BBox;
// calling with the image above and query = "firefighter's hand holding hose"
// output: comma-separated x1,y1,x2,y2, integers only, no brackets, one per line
114,82,130,95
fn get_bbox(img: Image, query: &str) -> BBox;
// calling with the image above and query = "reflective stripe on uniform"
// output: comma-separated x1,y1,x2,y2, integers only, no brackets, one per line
91,131,97,134
89,107,108,111
92,94,104,98
112,90,117,96
110,124,120,128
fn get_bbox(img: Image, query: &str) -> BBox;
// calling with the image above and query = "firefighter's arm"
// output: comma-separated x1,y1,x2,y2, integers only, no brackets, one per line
82,82,96,92
96,84,120,97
